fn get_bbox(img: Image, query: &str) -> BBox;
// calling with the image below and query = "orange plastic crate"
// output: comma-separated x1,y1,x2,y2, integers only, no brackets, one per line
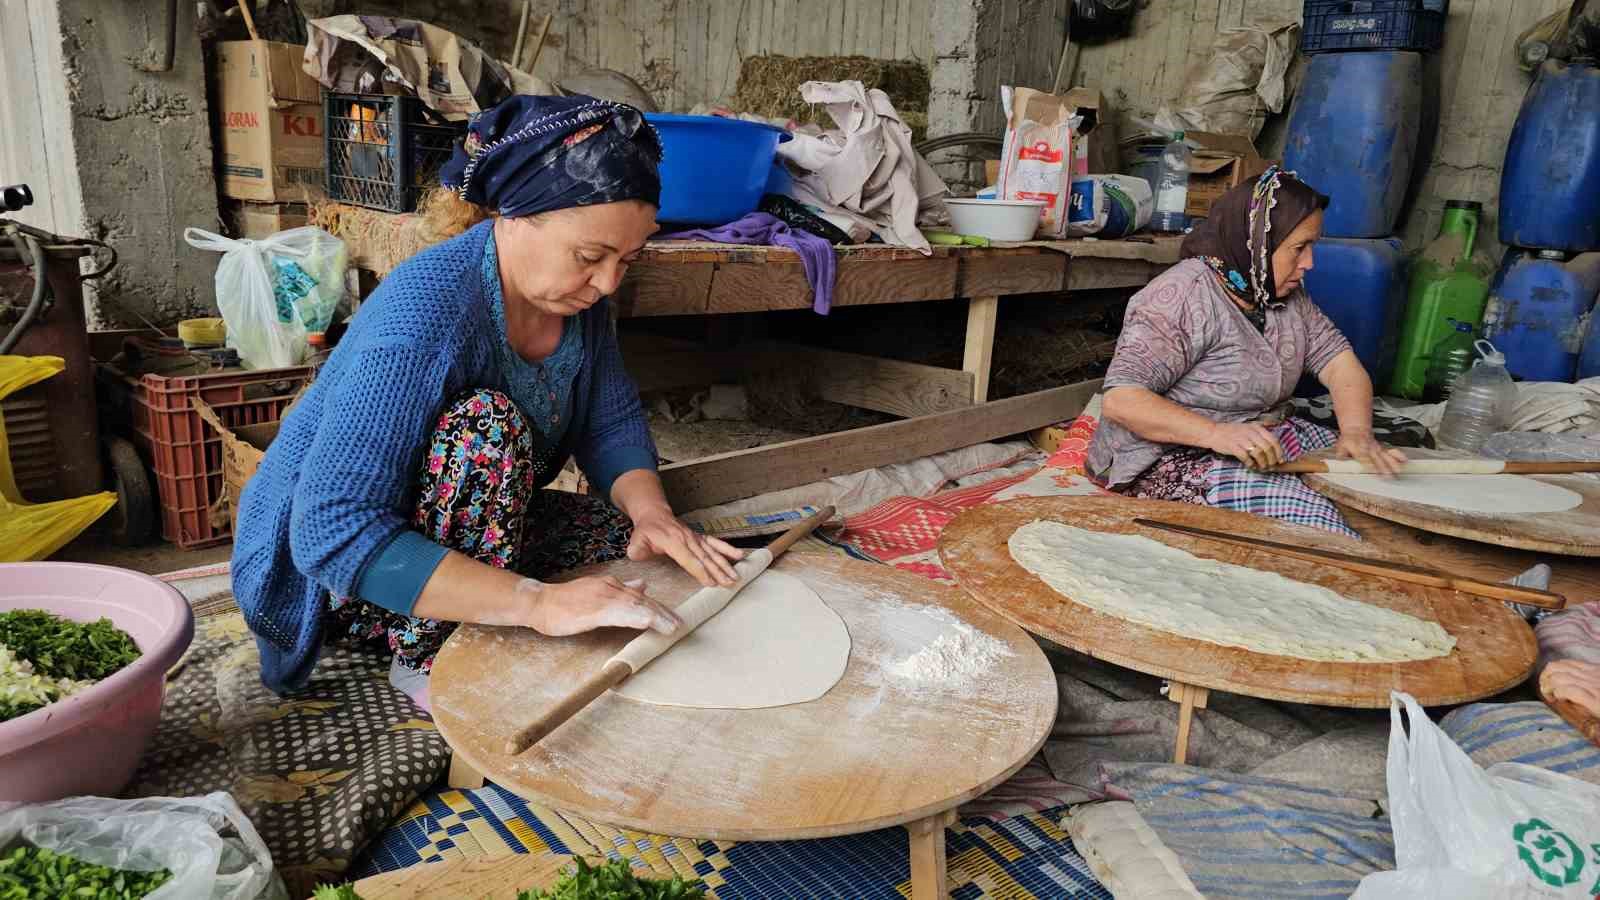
99,363,311,549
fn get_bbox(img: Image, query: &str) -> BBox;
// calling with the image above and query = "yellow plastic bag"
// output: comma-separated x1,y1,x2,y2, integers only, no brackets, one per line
0,355,117,562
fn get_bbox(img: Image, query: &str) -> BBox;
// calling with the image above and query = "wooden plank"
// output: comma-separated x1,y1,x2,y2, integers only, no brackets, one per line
613,262,714,317
1067,257,1165,291
959,253,1066,297
962,296,1000,403
659,379,1102,510
706,256,960,313
773,343,976,418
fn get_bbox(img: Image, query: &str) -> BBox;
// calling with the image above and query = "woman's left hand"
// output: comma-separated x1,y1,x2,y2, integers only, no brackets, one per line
627,508,745,587
1333,430,1407,477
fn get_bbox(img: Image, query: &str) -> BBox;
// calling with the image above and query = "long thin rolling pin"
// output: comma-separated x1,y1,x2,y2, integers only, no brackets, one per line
1133,517,1567,610
1274,458,1600,475
503,505,835,755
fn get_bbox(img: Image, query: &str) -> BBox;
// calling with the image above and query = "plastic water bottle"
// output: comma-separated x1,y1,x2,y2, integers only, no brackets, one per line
1435,339,1518,453
1150,132,1191,233
1422,319,1478,403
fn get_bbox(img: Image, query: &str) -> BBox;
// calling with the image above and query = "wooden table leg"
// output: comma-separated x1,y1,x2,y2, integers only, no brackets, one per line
907,808,957,899
1167,681,1210,765
448,751,487,790
962,295,1000,403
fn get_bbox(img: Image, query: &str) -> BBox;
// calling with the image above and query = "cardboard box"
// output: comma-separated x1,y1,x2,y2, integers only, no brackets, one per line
226,201,309,239
1182,132,1269,220
195,399,282,534
217,40,326,202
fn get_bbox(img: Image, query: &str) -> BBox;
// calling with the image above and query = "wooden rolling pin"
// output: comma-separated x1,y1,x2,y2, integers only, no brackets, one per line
503,506,835,755
1274,458,1600,475
1134,517,1568,610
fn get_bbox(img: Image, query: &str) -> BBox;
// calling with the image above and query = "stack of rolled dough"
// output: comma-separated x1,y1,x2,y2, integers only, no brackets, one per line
1008,520,1456,662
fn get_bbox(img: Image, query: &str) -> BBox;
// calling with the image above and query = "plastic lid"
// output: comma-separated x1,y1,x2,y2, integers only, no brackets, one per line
1444,199,1482,212
307,332,326,348
1474,338,1506,365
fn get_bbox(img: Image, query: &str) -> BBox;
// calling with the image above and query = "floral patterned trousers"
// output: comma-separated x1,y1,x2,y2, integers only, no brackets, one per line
327,390,634,671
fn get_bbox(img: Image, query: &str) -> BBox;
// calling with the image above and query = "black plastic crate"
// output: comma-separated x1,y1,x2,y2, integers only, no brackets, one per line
324,92,467,213
1302,0,1447,53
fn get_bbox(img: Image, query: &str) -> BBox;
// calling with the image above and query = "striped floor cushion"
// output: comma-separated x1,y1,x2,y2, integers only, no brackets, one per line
1094,701,1600,900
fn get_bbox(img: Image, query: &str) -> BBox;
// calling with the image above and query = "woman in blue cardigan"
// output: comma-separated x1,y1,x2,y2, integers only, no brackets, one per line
232,95,743,700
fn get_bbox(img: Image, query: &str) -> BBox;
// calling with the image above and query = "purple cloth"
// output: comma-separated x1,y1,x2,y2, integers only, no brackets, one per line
659,212,837,314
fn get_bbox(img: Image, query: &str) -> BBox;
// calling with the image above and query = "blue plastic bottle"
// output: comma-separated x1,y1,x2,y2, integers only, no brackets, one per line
1482,249,1600,383
1284,51,1425,238
1499,60,1600,253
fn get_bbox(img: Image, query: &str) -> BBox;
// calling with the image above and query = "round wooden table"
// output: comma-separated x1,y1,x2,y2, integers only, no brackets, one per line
431,552,1057,899
1302,449,1600,556
938,496,1538,763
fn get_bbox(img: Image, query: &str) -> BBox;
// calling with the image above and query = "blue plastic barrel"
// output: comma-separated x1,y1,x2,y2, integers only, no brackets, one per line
1300,236,1408,390
1482,249,1600,383
1284,51,1424,238
645,114,791,225
1499,60,1600,252
1578,309,1600,381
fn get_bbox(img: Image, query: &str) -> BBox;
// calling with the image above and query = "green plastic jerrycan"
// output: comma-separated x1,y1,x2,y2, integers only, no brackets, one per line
1388,200,1495,400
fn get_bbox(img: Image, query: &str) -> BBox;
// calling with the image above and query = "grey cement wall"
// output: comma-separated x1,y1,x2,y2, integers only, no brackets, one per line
57,0,220,326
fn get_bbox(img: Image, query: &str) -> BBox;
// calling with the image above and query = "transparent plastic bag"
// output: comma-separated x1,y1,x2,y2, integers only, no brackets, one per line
184,227,348,370
0,793,286,900
1352,692,1600,899
0,355,116,561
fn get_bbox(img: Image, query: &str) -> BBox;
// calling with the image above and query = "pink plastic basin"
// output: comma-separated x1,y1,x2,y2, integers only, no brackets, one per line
0,562,194,802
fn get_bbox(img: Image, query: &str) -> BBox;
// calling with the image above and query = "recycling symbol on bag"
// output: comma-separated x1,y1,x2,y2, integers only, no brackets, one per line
1513,818,1586,888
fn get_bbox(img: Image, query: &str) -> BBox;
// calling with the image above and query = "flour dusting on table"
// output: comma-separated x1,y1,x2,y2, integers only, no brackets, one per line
887,622,1015,684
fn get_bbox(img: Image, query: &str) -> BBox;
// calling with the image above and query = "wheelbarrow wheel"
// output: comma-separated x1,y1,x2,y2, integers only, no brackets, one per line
104,436,154,546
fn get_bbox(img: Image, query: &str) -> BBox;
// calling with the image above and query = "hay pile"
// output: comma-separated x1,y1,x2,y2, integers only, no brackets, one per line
735,54,930,139
308,201,449,276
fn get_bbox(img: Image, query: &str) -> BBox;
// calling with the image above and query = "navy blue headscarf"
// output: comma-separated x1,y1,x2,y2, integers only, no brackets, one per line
439,94,662,218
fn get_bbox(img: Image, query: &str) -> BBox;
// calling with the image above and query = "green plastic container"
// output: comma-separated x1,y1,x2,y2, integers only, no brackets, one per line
1388,200,1495,399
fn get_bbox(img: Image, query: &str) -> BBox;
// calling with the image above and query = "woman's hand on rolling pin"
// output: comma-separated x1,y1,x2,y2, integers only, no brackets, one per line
1334,430,1407,477
518,576,682,636
1205,422,1285,470
626,508,744,588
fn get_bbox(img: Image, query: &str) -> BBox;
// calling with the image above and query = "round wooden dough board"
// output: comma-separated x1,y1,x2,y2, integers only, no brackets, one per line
1300,448,1600,556
430,552,1057,841
937,495,1536,708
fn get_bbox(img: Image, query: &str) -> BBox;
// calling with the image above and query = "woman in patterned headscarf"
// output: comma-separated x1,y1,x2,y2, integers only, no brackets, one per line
233,95,742,699
1086,167,1406,537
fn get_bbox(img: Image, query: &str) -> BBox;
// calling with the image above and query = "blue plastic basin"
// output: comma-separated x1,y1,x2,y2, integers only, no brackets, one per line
645,113,791,226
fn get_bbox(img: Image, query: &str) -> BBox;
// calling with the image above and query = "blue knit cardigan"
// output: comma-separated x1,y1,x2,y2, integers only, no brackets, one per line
232,220,658,693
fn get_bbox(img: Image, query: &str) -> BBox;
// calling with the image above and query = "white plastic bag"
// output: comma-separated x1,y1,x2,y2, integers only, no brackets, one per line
184,226,348,370
0,793,286,899
1353,692,1600,899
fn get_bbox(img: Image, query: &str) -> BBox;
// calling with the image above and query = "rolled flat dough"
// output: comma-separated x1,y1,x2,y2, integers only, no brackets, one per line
614,570,852,709
1317,472,1584,515
1008,520,1456,662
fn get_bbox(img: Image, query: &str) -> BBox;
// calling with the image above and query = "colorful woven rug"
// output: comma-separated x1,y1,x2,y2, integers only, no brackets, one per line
351,783,1110,899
